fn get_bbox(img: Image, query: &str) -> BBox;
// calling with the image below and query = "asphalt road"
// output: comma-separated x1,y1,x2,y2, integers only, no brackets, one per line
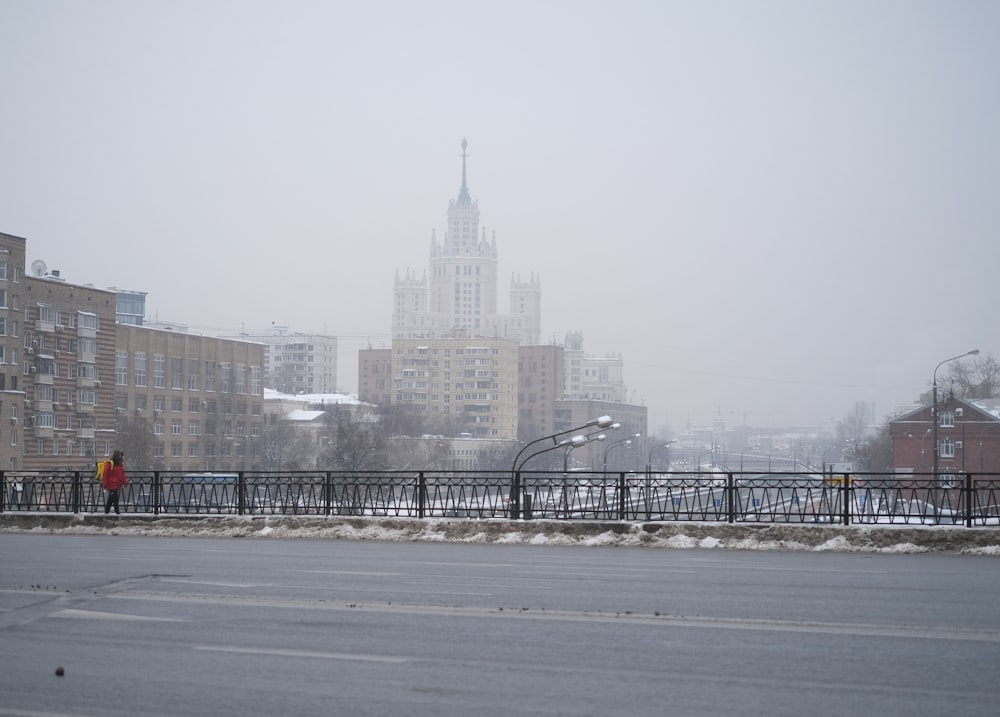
1,535,998,717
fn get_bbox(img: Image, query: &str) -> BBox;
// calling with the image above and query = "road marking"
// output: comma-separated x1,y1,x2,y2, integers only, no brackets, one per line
194,645,411,663
51,608,184,622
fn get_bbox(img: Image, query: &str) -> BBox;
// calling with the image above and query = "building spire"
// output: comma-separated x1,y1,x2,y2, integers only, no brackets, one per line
457,138,471,205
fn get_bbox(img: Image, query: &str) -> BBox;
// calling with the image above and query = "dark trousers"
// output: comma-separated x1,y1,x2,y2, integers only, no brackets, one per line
104,489,121,514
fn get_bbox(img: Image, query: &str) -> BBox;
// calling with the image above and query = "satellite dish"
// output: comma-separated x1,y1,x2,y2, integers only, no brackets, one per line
30,259,47,277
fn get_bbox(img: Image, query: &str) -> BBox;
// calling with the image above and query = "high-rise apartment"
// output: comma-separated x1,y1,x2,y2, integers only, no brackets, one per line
392,140,541,344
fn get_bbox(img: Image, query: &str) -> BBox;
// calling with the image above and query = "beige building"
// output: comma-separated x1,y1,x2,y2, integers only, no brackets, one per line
20,270,118,472
115,324,265,472
392,336,519,439
0,232,27,471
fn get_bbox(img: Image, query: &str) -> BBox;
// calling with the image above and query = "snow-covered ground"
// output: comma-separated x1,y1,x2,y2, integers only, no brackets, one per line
2,514,999,555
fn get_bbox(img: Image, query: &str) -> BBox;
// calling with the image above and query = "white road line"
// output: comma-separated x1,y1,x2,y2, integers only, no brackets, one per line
194,645,411,662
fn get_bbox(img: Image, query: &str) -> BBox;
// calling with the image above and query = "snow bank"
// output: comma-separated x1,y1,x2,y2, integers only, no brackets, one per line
2,514,999,555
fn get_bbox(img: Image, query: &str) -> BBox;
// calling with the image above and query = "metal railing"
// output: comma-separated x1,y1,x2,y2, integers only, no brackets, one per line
2,469,999,527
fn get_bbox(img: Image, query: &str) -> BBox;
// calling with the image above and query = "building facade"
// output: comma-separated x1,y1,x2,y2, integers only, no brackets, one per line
357,347,392,408
0,232,27,471
235,326,338,395
564,330,626,402
391,336,519,439
392,140,541,345
115,324,266,472
890,397,1000,479
21,273,117,472
517,343,565,441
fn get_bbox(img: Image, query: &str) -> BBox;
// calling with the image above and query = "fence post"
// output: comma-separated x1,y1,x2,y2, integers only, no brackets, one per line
72,471,82,513
510,471,521,519
727,473,735,524
964,472,973,528
324,472,332,516
842,474,851,525
618,471,627,521
0,470,4,513
152,472,161,515
418,471,426,519
237,471,245,516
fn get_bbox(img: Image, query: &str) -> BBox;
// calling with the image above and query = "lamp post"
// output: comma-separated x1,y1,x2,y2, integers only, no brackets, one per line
509,415,616,518
603,433,640,479
644,440,677,520
932,350,978,478
917,428,932,473
562,433,605,518
932,349,978,522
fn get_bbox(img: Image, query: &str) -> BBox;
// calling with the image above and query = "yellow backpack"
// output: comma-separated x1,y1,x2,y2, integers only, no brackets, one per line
94,460,111,482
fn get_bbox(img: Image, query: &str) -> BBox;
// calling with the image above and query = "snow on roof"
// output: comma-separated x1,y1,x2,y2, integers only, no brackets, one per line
264,388,367,406
283,409,327,422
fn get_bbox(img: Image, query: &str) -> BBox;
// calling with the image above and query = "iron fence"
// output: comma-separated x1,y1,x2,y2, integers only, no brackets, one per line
2,469,999,527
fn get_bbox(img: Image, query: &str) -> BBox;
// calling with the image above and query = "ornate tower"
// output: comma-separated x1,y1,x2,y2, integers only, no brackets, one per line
428,139,499,335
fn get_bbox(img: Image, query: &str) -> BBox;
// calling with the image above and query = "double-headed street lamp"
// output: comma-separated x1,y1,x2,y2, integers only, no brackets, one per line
509,416,618,519
644,440,677,520
603,433,641,479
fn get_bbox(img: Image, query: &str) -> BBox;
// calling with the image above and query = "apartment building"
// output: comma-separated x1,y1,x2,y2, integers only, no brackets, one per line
392,140,541,345
235,325,337,395
517,343,565,442
20,272,117,471
0,233,27,471
392,336,519,439
357,347,391,408
115,324,265,472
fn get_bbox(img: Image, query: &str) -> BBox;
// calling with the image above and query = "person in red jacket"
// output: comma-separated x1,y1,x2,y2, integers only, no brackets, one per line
102,450,128,515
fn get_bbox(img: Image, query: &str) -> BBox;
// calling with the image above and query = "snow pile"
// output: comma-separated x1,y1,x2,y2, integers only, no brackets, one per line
2,514,1000,555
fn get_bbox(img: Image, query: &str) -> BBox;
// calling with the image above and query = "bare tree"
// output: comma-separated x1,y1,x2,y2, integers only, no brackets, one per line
114,415,155,471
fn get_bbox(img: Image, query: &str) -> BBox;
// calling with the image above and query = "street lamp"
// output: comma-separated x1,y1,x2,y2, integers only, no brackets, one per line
561,433,606,518
916,428,932,472
931,349,979,485
644,440,677,520
932,349,978,521
509,415,616,518
603,433,640,479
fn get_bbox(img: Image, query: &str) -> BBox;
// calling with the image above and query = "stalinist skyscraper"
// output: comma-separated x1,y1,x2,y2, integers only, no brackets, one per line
392,140,541,344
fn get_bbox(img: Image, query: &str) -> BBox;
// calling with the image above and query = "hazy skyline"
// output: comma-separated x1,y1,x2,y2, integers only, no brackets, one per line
2,1,998,433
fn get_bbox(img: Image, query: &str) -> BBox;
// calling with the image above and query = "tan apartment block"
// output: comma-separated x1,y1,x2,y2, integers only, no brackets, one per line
392,336,518,440
115,324,265,472
21,273,117,472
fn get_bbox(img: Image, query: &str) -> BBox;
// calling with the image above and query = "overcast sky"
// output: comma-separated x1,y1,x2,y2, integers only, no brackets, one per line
2,1,997,433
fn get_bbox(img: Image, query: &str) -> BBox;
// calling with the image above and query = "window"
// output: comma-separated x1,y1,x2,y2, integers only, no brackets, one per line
940,438,955,458
940,410,955,428
171,421,182,435
188,421,200,436
939,473,958,489
187,357,200,390
170,356,183,389
153,354,165,388
134,352,147,387
115,351,128,385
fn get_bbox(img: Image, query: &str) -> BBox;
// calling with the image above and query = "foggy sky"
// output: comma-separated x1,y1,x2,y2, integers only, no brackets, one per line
2,1,998,433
